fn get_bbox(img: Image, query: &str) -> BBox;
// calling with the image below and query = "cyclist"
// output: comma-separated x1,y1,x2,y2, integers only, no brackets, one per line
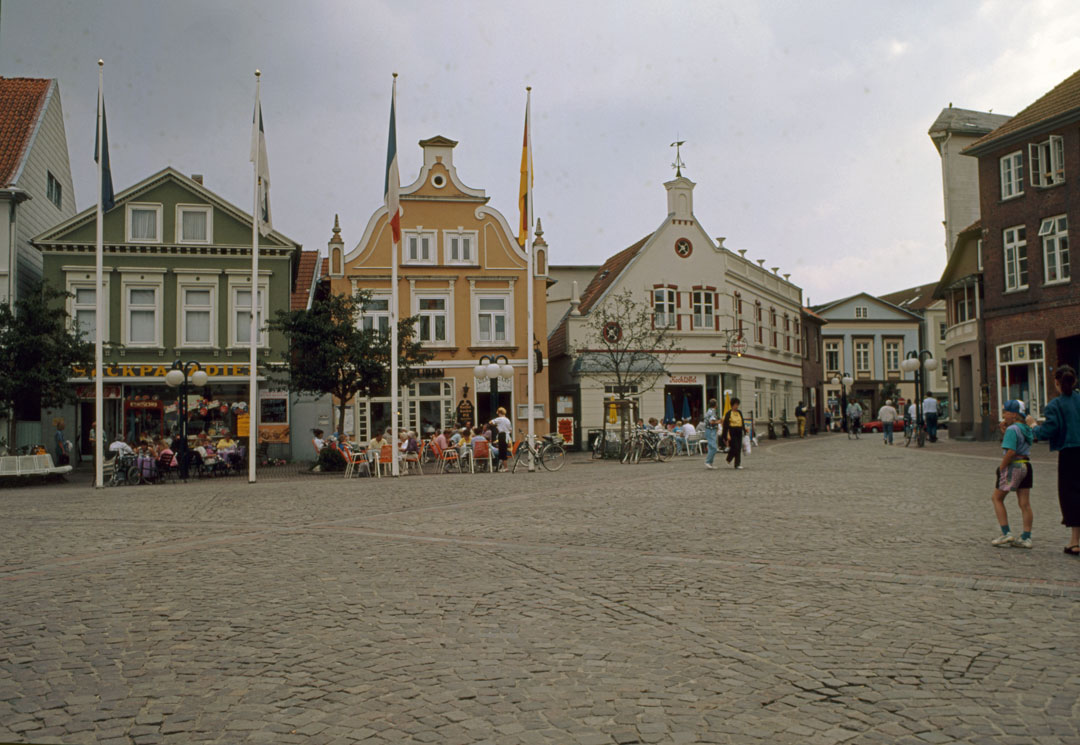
846,400,863,438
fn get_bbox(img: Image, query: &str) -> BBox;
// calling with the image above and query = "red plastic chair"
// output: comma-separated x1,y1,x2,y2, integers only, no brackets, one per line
470,439,492,473
434,440,461,474
377,443,394,477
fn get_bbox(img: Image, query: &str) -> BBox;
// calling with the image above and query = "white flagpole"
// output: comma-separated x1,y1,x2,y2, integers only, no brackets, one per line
525,87,536,472
249,70,260,484
390,74,400,477
94,60,105,489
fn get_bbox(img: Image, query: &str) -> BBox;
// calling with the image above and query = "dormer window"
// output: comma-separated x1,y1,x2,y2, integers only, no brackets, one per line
126,203,162,243
403,229,436,265
177,205,212,244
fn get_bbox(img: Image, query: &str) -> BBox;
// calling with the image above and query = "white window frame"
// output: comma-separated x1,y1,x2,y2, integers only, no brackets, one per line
854,305,868,319
854,340,872,375
125,202,163,244
121,274,164,348
884,340,901,372
46,171,62,208
824,339,840,374
228,277,270,348
443,228,478,265
1038,214,1070,284
413,292,453,347
403,229,437,265
691,290,714,330
1029,135,1065,187
360,292,392,337
999,151,1024,199
176,276,218,348
65,271,110,344
473,291,513,346
175,204,213,245
653,288,676,328
1003,225,1028,291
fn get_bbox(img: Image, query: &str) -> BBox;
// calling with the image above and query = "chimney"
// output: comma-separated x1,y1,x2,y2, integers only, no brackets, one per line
191,174,204,185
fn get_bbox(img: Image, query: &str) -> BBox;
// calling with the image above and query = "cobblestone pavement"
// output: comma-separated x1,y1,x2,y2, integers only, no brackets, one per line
2,435,1078,745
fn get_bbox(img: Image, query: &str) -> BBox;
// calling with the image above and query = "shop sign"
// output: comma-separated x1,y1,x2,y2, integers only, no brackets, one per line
236,413,250,437
127,400,161,409
556,395,574,415
414,368,445,379
75,384,122,399
556,416,575,446
455,399,474,425
71,363,252,379
667,374,701,385
516,403,546,420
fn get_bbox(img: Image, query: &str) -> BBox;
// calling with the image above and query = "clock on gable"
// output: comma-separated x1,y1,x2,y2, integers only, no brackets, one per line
674,238,693,258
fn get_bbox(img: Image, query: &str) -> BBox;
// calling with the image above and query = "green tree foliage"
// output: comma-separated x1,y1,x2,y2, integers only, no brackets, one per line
0,282,94,444
268,290,433,436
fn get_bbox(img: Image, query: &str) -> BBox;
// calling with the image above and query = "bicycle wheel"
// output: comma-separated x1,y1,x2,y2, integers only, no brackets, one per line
630,440,642,464
540,443,566,471
511,444,528,473
592,434,604,460
620,438,633,464
656,437,675,461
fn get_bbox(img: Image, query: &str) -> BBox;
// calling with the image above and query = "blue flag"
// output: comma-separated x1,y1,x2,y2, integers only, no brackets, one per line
94,101,115,213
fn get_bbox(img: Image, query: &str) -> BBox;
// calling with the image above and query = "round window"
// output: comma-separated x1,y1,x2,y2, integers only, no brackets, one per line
431,173,446,188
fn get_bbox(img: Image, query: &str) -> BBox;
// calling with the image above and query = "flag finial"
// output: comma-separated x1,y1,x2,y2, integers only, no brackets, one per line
393,72,398,79
526,85,531,91
255,69,261,77
98,59,103,67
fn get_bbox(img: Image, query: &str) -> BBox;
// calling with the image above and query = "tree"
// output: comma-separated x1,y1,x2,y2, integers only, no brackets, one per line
581,288,678,402
268,289,434,437
0,282,94,446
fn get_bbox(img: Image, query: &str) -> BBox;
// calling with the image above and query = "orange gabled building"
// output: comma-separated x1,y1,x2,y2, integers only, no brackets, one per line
326,135,549,443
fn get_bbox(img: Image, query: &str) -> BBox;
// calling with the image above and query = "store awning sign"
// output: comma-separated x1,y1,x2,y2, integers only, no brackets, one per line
71,364,252,379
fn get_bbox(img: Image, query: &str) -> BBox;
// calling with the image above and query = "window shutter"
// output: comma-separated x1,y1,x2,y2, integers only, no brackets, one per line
677,314,682,330
675,290,681,308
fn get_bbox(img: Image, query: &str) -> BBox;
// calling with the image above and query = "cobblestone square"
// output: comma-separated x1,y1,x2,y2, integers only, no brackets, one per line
2,435,1078,744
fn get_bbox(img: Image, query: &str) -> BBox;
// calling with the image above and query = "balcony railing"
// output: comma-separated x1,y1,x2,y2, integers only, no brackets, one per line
943,319,978,346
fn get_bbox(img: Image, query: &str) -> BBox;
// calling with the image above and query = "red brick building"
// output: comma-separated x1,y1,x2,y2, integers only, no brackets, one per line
963,69,1080,418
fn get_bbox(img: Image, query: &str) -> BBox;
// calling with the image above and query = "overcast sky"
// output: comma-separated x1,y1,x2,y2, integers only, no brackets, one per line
3,0,1079,305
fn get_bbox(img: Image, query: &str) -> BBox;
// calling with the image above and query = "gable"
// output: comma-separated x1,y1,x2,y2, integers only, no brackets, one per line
33,168,298,249
0,77,51,187
816,294,919,323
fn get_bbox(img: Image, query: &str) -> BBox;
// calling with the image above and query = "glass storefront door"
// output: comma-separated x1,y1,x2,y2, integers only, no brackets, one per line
997,341,1046,418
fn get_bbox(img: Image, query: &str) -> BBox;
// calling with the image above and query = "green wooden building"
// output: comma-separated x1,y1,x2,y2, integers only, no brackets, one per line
32,167,301,460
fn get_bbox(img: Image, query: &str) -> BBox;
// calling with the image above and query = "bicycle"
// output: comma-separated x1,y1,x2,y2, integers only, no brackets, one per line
510,432,567,472
904,419,926,448
620,427,675,464
847,416,861,440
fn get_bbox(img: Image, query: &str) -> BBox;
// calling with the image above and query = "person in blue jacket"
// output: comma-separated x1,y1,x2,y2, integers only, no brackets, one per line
1027,365,1080,556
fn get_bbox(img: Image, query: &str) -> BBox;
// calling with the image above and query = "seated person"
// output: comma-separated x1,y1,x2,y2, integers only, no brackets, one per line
434,428,450,453
646,417,660,430
400,430,419,454
216,429,237,451
367,431,387,451
109,435,134,457
311,428,325,456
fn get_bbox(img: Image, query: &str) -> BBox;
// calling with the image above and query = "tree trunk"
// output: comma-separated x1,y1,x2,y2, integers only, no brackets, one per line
337,401,348,438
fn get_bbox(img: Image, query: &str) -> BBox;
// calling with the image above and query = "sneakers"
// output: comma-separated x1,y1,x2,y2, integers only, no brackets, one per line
705,463,717,470
991,533,1014,547
735,465,744,470
1013,536,1033,549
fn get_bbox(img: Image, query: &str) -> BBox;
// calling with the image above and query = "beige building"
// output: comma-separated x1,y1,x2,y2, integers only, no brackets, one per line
328,136,549,442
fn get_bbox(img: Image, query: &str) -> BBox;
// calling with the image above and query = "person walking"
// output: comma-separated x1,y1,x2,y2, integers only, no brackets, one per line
877,399,898,445
703,398,720,470
923,394,940,442
1026,365,1080,556
722,397,746,469
990,400,1034,548
846,400,862,438
795,401,807,438
52,417,70,466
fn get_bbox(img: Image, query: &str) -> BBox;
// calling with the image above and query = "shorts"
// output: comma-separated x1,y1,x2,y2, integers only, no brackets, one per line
995,462,1032,492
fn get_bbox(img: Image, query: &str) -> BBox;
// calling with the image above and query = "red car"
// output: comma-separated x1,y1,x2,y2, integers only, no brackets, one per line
862,419,903,433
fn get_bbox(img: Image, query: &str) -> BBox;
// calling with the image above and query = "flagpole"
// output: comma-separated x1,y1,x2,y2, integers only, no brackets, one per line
249,69,260,484
524,87,536,472
389,73,400,477
94,59,105,489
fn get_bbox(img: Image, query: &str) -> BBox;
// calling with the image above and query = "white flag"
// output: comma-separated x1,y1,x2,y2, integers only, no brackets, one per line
250,95,272,237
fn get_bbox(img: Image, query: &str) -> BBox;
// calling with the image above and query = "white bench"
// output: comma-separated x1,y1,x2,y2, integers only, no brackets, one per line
0,454,73,477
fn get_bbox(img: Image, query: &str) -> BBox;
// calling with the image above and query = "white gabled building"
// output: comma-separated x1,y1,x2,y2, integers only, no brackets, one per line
548,175,804,446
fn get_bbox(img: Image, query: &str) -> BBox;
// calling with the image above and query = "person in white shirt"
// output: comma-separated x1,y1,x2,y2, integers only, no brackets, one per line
877,400,898,445
674,419,696,455
490,407,513,472
922,395,940,442
109,435,134,457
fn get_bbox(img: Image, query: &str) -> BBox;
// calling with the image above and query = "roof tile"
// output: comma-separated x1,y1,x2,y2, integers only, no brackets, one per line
966,67,1080,152
290,251,321,311
0,77,51,187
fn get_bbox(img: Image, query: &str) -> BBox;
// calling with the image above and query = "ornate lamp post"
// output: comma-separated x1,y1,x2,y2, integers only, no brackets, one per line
473,354,514,423
830,373,853,431
900,351,939,447
165,361,208,479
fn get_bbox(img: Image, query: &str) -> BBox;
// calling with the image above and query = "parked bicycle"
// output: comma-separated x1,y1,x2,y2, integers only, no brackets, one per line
620,427,675,464
511,431,567,472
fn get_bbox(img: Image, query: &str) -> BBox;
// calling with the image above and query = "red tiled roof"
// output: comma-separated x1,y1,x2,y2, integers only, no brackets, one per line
577,233,652,314
965,67,1080,153
0,78,51,187
547,233,652,357
290,251,321,311
801,307,827,324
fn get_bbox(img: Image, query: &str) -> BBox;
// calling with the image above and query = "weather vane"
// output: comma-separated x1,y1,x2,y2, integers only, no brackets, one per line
670,139,686,177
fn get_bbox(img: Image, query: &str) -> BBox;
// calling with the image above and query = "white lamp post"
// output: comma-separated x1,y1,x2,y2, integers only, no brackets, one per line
164,361,208,479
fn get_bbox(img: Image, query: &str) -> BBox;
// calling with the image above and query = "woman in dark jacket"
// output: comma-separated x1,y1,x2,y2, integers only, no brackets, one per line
1027,365,1080,555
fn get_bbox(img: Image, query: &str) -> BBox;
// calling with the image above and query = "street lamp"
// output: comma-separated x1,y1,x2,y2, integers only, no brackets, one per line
900,350,939,447
165,360,208,479
473,354,517,469
830,373,853,432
